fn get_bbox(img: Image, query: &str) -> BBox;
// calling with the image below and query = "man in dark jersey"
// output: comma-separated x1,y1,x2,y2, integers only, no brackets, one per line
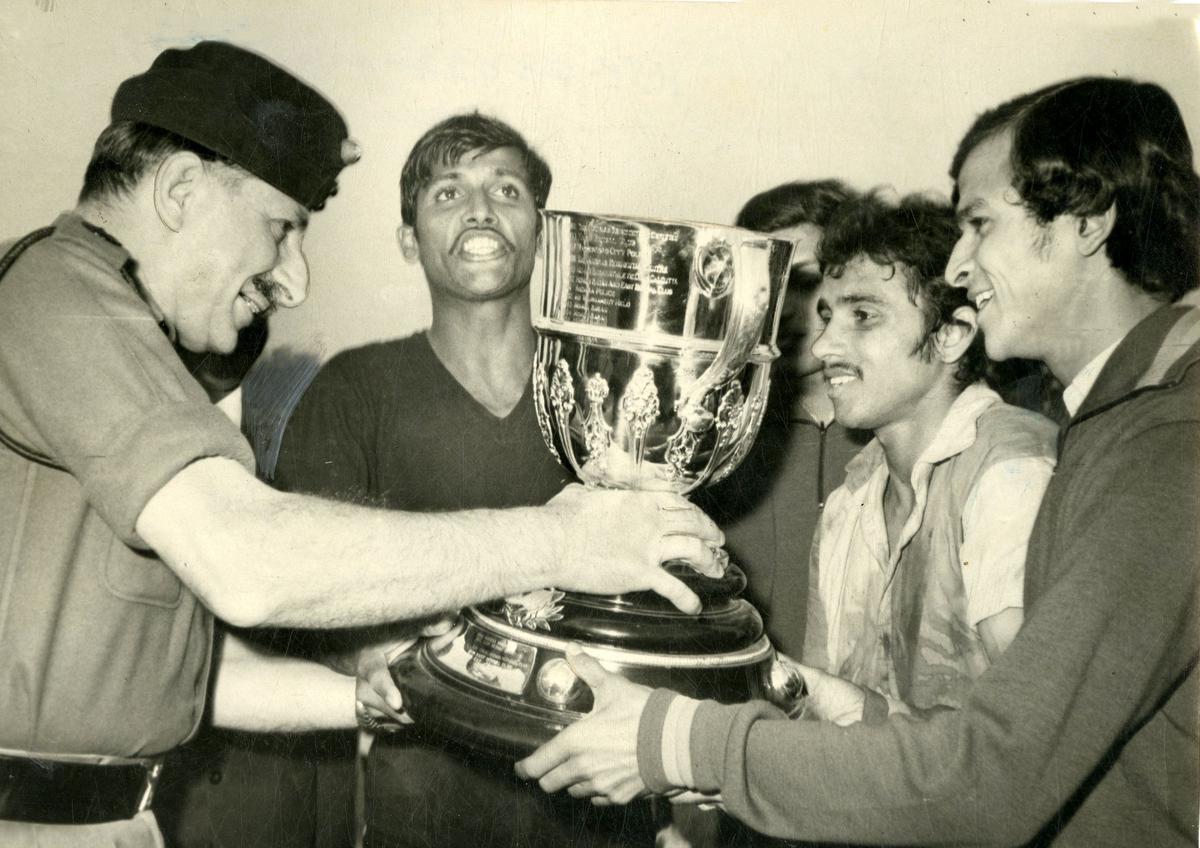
274,113,662,848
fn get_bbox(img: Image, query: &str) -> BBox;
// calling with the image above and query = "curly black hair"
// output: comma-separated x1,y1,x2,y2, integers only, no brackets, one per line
818,191,988,387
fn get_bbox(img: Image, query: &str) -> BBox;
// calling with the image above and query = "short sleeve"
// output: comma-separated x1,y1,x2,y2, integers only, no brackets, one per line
959,456,1055,626
0,236,254,546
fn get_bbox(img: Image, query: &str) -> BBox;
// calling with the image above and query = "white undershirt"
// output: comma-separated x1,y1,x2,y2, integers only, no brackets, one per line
1062,340,1122,417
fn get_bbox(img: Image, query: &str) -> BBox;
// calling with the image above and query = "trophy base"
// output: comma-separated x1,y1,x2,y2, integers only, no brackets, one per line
390,566,804,759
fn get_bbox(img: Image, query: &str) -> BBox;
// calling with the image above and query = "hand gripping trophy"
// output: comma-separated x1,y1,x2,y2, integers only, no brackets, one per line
391,211,807,756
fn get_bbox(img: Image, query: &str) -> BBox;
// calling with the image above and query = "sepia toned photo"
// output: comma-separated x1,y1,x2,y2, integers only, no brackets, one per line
1,2,1197,846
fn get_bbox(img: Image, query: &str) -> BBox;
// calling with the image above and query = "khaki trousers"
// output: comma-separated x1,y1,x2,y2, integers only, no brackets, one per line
0,811,164,848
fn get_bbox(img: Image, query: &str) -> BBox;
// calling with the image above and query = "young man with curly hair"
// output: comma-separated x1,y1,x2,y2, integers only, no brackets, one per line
794,193,1056,724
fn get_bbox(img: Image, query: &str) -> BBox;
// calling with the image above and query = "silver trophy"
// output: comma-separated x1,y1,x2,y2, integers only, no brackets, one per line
391,211,806,756
533,210,784,500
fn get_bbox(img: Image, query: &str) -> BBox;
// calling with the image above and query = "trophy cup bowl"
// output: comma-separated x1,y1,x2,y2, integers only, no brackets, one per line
391,211,807,758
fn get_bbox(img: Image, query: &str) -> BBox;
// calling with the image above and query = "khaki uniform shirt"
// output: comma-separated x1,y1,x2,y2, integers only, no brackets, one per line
0,214,254,759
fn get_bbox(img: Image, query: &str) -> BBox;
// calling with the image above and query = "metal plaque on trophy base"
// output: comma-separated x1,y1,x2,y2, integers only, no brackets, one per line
391,211,806,758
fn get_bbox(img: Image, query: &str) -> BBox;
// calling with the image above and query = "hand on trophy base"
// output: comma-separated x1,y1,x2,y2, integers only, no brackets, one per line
545,484,731,614
659,552,742,603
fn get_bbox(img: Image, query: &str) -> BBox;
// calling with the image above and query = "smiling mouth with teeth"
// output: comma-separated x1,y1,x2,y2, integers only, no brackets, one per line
973,290,995,309
239,293,266,315
460,234,506,258
827,375,857,387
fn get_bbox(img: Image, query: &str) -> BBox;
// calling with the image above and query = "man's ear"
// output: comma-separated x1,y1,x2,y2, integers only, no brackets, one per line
153,151,206,233
1075,203,1116,258
397,225,420,263
936,305,979,365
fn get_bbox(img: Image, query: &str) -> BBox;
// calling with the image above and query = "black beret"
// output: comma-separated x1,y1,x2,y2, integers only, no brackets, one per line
112,41,359,210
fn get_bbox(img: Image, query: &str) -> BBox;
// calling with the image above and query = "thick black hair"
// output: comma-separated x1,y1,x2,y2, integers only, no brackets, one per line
950,76,1199,302
400,112,552,227
735,179,857,232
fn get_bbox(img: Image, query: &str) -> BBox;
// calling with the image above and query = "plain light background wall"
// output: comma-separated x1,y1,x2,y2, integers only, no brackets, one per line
3,0,1198,362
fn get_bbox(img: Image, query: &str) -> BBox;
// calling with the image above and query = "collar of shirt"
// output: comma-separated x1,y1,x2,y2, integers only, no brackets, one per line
828,383,1003,580
819,382,1004,677
52,212,131,270
846,382,1002,568
52,212,175,343
1062,339,1122,417
841,382,1003,494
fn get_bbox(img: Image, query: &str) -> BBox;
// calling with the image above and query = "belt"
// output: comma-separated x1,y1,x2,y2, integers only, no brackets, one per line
0,754,162,825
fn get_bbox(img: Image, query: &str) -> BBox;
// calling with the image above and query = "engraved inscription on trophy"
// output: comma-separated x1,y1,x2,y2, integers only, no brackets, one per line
434,628,538,696
563,219,696,334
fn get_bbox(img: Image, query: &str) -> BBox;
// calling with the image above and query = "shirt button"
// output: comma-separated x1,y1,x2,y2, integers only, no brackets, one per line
208,770,223,785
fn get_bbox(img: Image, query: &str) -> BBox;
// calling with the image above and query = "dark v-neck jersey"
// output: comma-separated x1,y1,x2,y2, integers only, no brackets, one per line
274,332,571,511
269,333,664,848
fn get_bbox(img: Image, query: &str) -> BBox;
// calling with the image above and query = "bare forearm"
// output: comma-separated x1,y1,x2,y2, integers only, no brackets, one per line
210,632,358,732
140,457,718,628
234,493,558,627
140,458,559,628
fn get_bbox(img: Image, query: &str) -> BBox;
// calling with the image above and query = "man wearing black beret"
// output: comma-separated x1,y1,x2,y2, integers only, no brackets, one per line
0,41,724,845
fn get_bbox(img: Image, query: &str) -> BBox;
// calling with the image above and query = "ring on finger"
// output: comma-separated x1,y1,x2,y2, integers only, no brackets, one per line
355,699,383,731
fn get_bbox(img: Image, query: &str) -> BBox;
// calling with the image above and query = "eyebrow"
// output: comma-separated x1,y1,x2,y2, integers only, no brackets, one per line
425,170,462,188
955,198,985,225
837,292,888,306
817,291,888,310
492,167,531,183
427,167,531,186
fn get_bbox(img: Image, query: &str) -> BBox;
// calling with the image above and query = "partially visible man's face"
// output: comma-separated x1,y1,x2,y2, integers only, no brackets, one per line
172,168,309,354
404,147,539,303
945,131,1077,364
811,256,947,434
772,222,824,378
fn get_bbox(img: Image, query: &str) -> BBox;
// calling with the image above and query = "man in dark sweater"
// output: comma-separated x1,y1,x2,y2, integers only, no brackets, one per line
518,77,1199,847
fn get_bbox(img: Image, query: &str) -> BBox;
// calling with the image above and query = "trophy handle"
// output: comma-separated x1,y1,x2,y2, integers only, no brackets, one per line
675,239,773,418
